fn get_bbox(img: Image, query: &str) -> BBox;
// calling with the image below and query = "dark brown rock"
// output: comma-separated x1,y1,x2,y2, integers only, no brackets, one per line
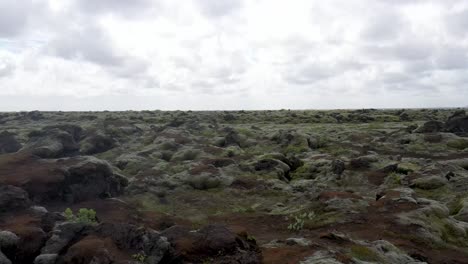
0,185,30,212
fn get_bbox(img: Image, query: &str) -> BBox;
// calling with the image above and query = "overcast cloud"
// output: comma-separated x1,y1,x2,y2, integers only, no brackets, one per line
0,0,467,110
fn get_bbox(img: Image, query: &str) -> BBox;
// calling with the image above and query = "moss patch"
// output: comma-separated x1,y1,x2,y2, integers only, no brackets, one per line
350,245,381,262
447,139,468,150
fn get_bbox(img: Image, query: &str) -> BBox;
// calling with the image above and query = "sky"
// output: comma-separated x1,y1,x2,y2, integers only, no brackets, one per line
0,0,468,111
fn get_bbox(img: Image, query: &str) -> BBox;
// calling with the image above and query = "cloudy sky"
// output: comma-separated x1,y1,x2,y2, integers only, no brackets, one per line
0,0,468,110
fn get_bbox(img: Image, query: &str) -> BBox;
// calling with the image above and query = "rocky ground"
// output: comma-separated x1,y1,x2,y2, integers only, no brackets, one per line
1,108,468,264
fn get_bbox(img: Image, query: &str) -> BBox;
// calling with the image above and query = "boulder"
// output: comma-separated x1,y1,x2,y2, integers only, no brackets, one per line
0,251,11,264
349,155,378,169
308,135,327,149
42,124,83,142
64,157,127,202
411,176,447,190
367,240,427,264
331,160,345,175
94,223,170,263
424,133,442,143
34,254,58,264
448,110,466,121
271,130,309,151
223,129,243,147
80,133,116,155
26,111,44,121
202,158,236,168
61,236,114,264
0,231,19,250
25,126,81,158
285,237,312,247
0,154,127,203
41,222,89,255
445,116,468,134
300,251,343,264
413,121,444,133
0,185,30,212
186,165,229,190
258,153,303,171
41,222,170,264
293,159,341,181
399,112,410,121
254,159,291,182
14,227,47,263
162,224,261,263
0,132,22,154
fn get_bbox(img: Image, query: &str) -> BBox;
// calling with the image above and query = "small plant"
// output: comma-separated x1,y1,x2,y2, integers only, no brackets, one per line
246,234,256,243
63,208,97,224
287,212,314,231
132,252,147,263
77,208,97,224
64,208,74,221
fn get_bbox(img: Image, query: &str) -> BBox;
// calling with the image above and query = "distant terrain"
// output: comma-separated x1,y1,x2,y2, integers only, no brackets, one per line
1,108,468,264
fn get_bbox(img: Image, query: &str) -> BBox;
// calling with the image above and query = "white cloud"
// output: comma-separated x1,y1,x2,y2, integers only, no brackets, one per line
0,0,467,110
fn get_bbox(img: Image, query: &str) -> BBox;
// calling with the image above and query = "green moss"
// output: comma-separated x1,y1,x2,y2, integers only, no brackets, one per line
373,115,400,122
200,129,217,138
283,144,309,154
429,215,468,248
291,164,311,175
366,123,385,130
237,127,255,137
407,142,428,153
321,145,352,156
386,172,404,186
415,186,453,201
231,204,259,214
397,162,421,174
448,196,466,215
133,194,173,214
447,139,468,150
350,245,381,262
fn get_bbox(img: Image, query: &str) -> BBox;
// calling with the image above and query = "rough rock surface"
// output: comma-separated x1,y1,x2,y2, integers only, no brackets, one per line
414,120,444,133
24,126,82,158
1,109,468,263
0,185,30,212
0,154,127,203
162,224,261,263
0,132,21,154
